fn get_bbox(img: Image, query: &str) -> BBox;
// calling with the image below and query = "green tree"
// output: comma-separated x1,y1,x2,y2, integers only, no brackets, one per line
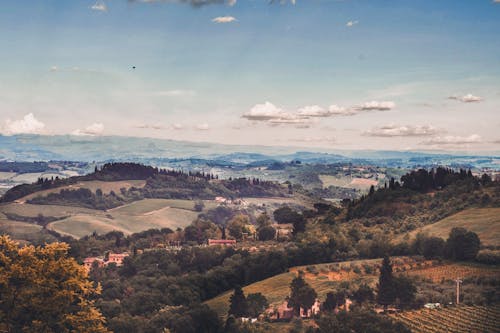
394,276,417,309
377,256,396,309
246,293,268,318
228,286,248,318
288,275,317,317
422,236,445,259
256,212,271,228
258,225,276,241
0,236,109,333
445,227,480,260
227,215,249,240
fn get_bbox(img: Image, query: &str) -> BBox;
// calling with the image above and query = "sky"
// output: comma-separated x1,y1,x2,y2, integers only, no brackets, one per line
0,0,499,152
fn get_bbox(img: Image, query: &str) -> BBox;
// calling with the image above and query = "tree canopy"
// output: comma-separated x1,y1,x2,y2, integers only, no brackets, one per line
0,236,109,333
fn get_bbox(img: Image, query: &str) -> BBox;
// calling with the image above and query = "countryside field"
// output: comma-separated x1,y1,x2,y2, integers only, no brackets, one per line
0,193,208,240
18,179,147,202
390,305,500,333
205,258,499,318
205,258,383,317
318,175,379,190
401,208,500,247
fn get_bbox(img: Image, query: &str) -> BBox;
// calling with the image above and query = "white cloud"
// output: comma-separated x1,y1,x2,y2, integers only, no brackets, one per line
297,104,353,117
364,124,441,137
172,123,183,130
195,123,210,130
91,1,107,12
50,66,58,72
227,0,236,6
242,102,289,121
346,20,358,27
71,123,104,136
448,94,482,103
493,0,500,3
212,16,237,23
1,113,45,135
420,134,481,145
148,90,196,97
357,101,395,111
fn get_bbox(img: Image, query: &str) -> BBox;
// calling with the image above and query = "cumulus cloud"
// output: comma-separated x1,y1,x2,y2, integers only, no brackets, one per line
195,123,210,130
346,20,358,27
364,124,441,137
448,94,482,103
172,123,183,130
91,1,107,11
356,101,395,111
1,113,45,135
71,123,104,136
420,134,481,145
212,16,236,23
242,100,395,127
493,0,500,3
242,102,289,121
227,0,236,5
297,105,354,117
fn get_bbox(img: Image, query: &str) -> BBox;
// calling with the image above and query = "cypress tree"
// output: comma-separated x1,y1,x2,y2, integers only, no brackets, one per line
377,256,396,309
228,286,248,318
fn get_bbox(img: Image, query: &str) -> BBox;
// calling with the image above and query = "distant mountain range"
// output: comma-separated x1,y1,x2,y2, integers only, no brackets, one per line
0,135,499,170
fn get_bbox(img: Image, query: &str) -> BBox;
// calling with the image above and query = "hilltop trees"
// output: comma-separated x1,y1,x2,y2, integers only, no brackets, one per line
0,236,109,332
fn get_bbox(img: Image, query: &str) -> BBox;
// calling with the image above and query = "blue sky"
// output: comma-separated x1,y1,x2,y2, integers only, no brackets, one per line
0,0,499,151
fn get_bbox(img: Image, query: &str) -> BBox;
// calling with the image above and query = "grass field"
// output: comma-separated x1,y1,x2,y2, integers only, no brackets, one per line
0,218,57,244
1,195,206,239
401,208,500,247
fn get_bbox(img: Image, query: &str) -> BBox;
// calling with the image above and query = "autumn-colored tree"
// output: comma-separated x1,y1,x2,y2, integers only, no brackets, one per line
0,235,109,333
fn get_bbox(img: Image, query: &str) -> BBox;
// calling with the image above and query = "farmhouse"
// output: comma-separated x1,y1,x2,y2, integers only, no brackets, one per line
83,257,105,271
83,252,129,272
107,252,129,266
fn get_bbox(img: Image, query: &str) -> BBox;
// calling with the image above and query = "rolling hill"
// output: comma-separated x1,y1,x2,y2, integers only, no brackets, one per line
400,208,500,247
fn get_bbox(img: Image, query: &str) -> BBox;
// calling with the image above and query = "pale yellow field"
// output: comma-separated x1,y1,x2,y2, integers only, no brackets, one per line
1,196,204,239
319,175,378,190
401,208,500,247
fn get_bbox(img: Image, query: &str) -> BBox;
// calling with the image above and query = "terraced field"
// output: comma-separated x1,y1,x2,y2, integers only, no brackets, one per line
390,305,500,333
